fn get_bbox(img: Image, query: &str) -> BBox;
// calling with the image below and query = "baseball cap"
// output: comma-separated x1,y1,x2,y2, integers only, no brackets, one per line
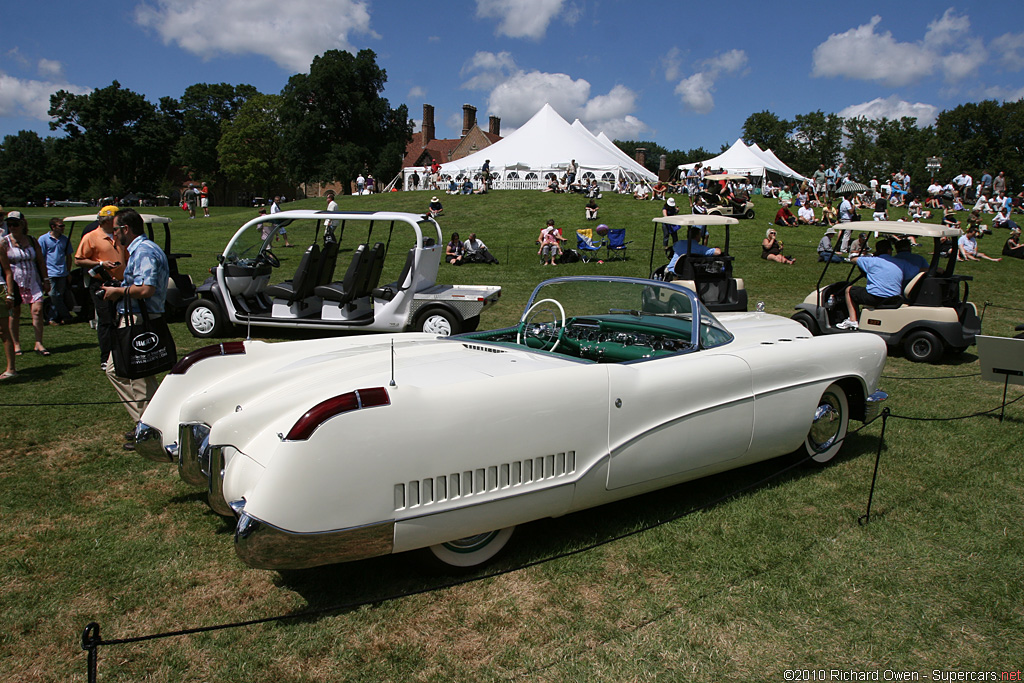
97,205,119,219
6,210,24,221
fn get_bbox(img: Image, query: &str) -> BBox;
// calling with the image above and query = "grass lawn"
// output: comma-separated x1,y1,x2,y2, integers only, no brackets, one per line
2,190,1023,681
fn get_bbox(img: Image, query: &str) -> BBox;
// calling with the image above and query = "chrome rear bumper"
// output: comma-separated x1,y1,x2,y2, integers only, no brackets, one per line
864,390,888,423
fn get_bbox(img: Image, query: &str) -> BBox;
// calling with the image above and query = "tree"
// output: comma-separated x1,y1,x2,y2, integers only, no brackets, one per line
842,117,886,183
612,140,668,173
0,131,48,204
741,111,795,160
48,81,175,198
790,111,844,174
165,83,260,186
279,49,412,192
934,99,1024,186
218,93,288,196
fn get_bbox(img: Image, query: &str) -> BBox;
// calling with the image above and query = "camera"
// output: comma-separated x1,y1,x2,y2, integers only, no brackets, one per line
89,262,120,287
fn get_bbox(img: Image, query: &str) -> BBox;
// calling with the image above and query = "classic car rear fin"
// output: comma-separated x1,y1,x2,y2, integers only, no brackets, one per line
171,341,246,375
285,387,391,441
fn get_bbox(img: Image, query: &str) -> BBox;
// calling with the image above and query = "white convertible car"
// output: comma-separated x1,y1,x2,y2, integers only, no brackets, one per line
135,276,887,570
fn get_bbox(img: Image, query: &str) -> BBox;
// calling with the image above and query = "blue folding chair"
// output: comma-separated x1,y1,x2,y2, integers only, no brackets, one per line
605,228,632,260
576,229,604,263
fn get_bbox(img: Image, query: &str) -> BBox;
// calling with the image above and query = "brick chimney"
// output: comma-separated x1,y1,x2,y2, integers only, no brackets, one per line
635,147,647,167
462,104,477,137
489,115,501,137
422,104,435,147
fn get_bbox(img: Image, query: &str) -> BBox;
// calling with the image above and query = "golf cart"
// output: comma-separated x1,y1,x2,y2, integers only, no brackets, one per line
698,173,755,220
186,210,501,338
791,221,980,363
63,213,196,320
649,214,748,312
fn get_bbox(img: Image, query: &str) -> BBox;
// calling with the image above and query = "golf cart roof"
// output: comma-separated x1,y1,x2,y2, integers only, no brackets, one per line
653,214,739,227
866,221,961,238
62,213,171,224
703,173,749,181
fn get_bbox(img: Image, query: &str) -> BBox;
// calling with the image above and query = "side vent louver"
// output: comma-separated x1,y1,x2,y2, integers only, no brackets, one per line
393,451,576,511
461,344,507,354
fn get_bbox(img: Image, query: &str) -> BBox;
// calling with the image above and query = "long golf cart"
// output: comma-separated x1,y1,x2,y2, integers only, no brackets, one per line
791,221,980,363
186,210,501,338
63,213,196,320
699,173,755,220
649,214,748,312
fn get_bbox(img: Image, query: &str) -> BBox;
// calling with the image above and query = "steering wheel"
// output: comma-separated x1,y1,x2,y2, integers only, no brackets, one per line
259,249,280,268
516,298,566,352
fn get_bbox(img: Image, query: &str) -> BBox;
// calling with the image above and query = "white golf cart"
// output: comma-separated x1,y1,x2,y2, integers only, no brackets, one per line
698,173,756,220
63,213,196,319
791,221,980,363
649,214,748,312
186,210,501,338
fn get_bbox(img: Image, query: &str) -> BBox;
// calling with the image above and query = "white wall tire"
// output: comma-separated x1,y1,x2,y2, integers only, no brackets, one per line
427,527,515,568
804,382,849,464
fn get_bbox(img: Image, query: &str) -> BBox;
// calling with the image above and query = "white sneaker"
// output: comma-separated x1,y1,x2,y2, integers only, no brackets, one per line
836,319,859,330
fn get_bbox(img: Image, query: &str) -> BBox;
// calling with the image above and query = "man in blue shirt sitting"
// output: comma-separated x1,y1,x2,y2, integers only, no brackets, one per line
836,238,904,330
667,226,721,278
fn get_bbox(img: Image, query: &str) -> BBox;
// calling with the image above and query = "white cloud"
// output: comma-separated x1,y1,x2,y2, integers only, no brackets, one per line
134,0,375,73
992,32,1024,71
812,11,989,87
37,59,63,79
672,49,747,114
407,86,426,100
0,72,92,120
475,0,565,40
979,84,1024,102
461,52,647,139
838,96,939,127
661,47,682,82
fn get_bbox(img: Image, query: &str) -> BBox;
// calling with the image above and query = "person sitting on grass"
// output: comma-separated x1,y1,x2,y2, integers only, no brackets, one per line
817,227,844,263
463,233,499,264
1002,227,1024,259
774,202,798,227
585,198,599,220
445,232,464,265
958,226,1001,262
762,228,795,265
798,203,818,225
428,196,444,218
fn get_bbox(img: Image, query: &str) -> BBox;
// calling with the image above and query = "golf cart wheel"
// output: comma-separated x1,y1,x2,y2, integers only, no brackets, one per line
903,330,944,364
462,315,481,333
791,311,820,336
186,298,226,338
416,308,461,336
804,382,849,465
743,208,755,220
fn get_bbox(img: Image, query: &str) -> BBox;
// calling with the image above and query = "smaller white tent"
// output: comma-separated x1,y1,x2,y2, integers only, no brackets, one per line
405,103,656,191
679,138,807,183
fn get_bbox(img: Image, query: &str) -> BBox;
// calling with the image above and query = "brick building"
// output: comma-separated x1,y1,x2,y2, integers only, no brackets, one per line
403,104,502,170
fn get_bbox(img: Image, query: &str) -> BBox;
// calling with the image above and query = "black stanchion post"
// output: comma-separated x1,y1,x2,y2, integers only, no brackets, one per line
82,622,101,683
859,409,889,526
1001,374,1010,424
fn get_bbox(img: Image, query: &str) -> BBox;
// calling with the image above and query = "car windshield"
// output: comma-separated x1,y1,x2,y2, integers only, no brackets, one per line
526,277,733,350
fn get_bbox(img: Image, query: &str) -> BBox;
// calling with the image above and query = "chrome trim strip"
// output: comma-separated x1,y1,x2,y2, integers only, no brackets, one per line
135,422,171,463
864,389,888,422
177,423,211,487
207,446,233,517
234,509,395,570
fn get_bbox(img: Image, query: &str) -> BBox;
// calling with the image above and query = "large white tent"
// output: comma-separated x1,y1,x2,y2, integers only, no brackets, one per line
404,103,656,191
679,138,808,183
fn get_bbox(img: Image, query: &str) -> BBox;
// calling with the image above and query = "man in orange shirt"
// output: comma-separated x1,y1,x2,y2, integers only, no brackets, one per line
200,183,211,217
75,205,128,370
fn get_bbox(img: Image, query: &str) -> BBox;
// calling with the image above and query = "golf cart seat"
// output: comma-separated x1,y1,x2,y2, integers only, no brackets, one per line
373,247,416,302
315,240,340,288
265,244,321,304
315,244,371,306
357,243,386,297
673,255,747,311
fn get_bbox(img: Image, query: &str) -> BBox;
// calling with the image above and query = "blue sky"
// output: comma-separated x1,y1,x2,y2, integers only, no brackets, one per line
2,0,1023,156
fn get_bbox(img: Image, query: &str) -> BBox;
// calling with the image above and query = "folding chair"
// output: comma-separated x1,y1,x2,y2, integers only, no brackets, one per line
576,228,604,263
605,228,632,260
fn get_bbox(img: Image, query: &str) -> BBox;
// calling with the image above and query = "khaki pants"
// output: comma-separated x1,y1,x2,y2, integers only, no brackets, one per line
107,312,162,422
